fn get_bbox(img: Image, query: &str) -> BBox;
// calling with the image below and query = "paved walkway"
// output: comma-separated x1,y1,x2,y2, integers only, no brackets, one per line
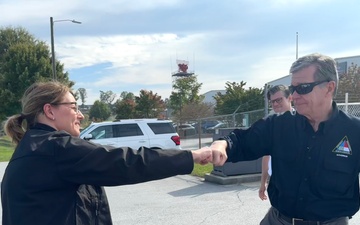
1,161,360,224
180,136,213,150
106,175,271,225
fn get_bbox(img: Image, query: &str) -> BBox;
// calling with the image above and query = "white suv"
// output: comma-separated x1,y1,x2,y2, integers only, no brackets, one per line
79,119,181,150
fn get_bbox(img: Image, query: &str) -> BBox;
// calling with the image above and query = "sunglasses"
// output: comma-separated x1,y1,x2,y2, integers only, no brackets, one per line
289,80,329,95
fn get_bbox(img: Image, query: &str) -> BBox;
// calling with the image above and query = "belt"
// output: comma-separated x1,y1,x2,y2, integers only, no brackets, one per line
278,213,323,225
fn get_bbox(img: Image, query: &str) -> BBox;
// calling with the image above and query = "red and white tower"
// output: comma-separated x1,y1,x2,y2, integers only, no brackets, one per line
171,59,195,86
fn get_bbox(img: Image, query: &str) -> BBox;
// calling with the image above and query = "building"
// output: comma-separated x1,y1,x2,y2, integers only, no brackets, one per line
202,90,226,105
335,55,360,75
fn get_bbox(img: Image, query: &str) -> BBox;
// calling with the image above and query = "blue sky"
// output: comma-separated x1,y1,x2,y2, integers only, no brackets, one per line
1,0,360,104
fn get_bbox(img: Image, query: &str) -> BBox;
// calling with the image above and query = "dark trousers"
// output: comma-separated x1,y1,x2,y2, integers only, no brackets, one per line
259,207,349,225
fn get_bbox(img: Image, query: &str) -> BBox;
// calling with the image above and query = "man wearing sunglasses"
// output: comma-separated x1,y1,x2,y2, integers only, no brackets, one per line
210,53,360,224
259,85,293,201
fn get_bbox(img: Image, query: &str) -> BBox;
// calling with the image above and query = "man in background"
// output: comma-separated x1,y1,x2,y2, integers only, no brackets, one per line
259,85,293,201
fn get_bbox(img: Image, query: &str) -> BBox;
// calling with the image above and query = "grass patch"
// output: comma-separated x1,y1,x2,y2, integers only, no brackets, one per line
0,136,14,162
191,163,213,177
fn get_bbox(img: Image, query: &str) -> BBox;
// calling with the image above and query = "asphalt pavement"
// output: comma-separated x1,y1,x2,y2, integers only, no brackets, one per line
180,136,213,150
1,143,360,224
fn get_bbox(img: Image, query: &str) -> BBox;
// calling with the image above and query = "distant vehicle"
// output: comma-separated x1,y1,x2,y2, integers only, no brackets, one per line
206,122,228,133
190,120,221,133
80,119,181,150
174,124,196,137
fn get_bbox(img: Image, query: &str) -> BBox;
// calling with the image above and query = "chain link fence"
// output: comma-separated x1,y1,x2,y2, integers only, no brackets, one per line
337,102,360,117
181,102,360,140
179,109,265,139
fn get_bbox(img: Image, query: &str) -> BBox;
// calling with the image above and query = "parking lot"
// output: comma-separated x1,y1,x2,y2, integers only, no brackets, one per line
180,136,213,150
1,159,360,224
2,137,360,224
106,174,271,225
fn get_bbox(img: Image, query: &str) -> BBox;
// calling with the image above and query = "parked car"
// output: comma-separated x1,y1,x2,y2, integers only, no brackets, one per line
190,120,221,133
174,124,196,137
206,122,228,133
80,119,181,150
200,120,221,133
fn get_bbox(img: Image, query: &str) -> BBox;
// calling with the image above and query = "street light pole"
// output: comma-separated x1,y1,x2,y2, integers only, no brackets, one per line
50,17,81,81
50,17,56,80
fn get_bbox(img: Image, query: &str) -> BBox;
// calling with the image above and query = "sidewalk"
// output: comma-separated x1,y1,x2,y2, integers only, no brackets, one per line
180,136,213,150
1,163,360,224
105,175,272,225
105,174,360,225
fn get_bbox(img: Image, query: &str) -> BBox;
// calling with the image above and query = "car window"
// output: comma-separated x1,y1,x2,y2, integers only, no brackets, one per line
89,125,113,139
80,124,95,136
147,122,176,134
113,124,143,137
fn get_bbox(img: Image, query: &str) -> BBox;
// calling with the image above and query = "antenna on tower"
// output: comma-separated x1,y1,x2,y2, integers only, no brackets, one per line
296,32,299,60
193,52,195,73
170,55,173,74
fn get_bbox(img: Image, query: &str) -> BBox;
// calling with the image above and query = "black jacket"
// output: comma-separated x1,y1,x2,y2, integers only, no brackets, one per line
222,102,360,221
1,123,193,225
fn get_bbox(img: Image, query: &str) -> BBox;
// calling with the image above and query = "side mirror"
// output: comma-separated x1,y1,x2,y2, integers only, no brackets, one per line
83,134,93,140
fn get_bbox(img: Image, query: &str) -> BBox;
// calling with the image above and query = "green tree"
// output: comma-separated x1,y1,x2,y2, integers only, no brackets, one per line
77,88,87,106
114,91,136,119
178,102,214,122
89,100,111,121
100,90,116,105
135,90,165,118
214,81,264,115
335,63,360,102
0,26,73,120
169,75,203,118
120,91,135,100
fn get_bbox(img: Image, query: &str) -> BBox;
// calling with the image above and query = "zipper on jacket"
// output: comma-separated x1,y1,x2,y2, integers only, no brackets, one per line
95,200,99,216
95,186,102,225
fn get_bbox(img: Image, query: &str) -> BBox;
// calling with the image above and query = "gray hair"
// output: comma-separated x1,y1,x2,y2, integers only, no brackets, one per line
289,53,338,96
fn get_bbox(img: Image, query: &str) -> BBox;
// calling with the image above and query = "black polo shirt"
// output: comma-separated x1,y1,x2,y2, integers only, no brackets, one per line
223,102,360,221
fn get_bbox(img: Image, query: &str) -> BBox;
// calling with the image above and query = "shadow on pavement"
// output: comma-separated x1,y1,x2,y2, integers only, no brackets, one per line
168,176,258,197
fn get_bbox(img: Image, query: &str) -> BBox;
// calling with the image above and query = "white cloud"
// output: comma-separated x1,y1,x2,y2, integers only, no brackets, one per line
2,0,360,105
58,33,180,69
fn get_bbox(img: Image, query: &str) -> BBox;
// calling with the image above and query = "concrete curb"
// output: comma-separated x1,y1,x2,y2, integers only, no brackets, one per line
204,172,261,185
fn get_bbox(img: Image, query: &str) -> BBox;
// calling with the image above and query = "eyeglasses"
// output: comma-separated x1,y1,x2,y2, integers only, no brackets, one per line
289,80,329,95
270,97,283,104
51,102,80,114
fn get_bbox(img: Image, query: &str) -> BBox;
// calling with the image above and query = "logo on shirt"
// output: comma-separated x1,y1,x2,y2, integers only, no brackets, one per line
332,136,352,156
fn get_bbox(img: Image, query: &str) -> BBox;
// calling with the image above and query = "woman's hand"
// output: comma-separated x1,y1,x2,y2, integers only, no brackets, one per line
191,147,212,165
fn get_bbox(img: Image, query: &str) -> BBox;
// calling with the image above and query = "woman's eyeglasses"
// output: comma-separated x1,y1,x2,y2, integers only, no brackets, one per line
51,102,80,114
289,80,329,95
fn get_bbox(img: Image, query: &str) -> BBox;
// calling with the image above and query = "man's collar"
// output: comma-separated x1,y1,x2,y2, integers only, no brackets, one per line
313,101,338,134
